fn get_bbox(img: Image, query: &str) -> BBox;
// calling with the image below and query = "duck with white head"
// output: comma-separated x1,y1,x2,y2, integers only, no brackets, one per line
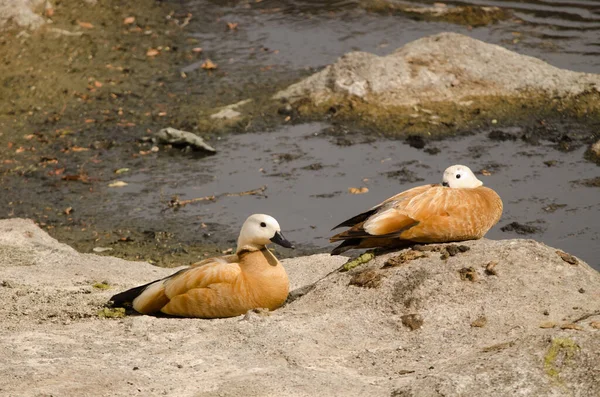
330,165,503,254
110,214,294,318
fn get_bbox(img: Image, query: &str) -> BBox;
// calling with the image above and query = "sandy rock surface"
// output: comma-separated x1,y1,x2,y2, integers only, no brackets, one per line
1,218,599,396
274,32,600,107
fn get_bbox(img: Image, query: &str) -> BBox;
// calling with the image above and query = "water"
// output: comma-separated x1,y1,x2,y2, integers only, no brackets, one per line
108,123,599,268
182,0,600,78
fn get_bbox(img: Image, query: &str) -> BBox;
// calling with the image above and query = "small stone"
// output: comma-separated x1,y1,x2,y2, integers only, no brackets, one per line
383,250,428,267
484,261,498,276
401,314,424,331
578,288,585,293
471,316,487,328
349,270,384,288
210,108,242,120
458,267,478,282
539,321,556,329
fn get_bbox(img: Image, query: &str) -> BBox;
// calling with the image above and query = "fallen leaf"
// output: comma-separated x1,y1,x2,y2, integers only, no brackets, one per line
64,207,73,215
201,59,217,70
94,81,103,88
227,22,239,30
78,21,94,29
539,321,556,329
108,181,128,188
93,247,113,253
15,147,25,154
560,323,583,331
481,169,492,176
45,8,54,17
556,250,578,265
146,48,160,57
71,146,89,152
590,321,600,330
84,119,95,123
123,16,135,25
114,168,129,174
192,47,203,53
348,187,369,194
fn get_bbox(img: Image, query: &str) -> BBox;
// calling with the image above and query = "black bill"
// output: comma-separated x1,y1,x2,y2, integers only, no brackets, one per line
270,231,294,249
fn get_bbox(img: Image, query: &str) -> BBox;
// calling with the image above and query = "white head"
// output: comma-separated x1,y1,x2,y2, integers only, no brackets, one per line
236,214,294,253
442,165,483,188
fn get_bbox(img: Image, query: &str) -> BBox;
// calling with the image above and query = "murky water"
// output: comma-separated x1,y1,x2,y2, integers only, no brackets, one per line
183,0,600,78
110,122,599,268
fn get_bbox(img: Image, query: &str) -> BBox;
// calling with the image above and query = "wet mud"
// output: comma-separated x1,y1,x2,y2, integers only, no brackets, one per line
0,0,599,268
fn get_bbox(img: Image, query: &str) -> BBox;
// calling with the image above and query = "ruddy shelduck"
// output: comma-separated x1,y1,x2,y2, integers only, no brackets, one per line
110,214,294,318
330,165,503,254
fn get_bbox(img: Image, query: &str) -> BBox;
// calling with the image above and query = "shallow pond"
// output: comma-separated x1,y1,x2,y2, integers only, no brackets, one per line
110,122,599,268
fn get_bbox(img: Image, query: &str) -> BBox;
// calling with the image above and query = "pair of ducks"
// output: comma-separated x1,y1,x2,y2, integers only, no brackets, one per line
111,165,503,318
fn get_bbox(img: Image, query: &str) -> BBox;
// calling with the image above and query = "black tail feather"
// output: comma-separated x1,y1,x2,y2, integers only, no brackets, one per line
331,239,361,255
331,209,377,230
110,281,155,307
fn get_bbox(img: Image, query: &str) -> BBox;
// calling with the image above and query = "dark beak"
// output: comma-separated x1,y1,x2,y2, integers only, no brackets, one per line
270,231,294,249
442,181,449,187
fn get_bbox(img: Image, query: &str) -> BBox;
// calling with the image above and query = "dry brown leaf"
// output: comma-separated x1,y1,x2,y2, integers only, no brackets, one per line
556,250,578,265
590,321,600,329
108,181,128,188
94,81,103,88
15,147,25,154
481,169,492,176
201,59,217,70
226,22,239,30
71,146,89,152
348,187,369,195
146,48,160,57
123,16,135,25
560,323,583,331
78,21,94,29
64,207,73,215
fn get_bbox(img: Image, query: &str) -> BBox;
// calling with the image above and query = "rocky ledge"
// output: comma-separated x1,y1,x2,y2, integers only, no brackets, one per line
0,218,599,396
271,32,600,134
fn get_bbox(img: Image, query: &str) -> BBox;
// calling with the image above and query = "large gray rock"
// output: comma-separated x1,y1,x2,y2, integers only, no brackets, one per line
0,218,599,396
0,0,45,30
274,32,600,107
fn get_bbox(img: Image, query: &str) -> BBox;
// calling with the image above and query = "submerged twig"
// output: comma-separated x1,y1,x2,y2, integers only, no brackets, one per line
168,185,267,208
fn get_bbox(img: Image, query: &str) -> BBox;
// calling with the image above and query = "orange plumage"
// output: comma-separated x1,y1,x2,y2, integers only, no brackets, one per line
110,214,293,318
330,165,503,254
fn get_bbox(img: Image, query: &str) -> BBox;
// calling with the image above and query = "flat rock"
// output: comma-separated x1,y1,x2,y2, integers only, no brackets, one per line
156,127,216,152
0,0,45,30
0,218,599,396
274,32,600,107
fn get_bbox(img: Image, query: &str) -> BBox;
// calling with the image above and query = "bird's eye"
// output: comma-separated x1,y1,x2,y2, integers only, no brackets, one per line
260,222,266,228
456,174,461,179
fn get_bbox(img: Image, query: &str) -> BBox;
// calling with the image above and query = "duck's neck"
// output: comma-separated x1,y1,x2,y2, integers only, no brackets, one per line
236,243,265,255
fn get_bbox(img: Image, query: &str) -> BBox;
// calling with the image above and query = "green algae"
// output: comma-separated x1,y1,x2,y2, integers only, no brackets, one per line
97,307,126,319
544,338,580,380
341,252,375,272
